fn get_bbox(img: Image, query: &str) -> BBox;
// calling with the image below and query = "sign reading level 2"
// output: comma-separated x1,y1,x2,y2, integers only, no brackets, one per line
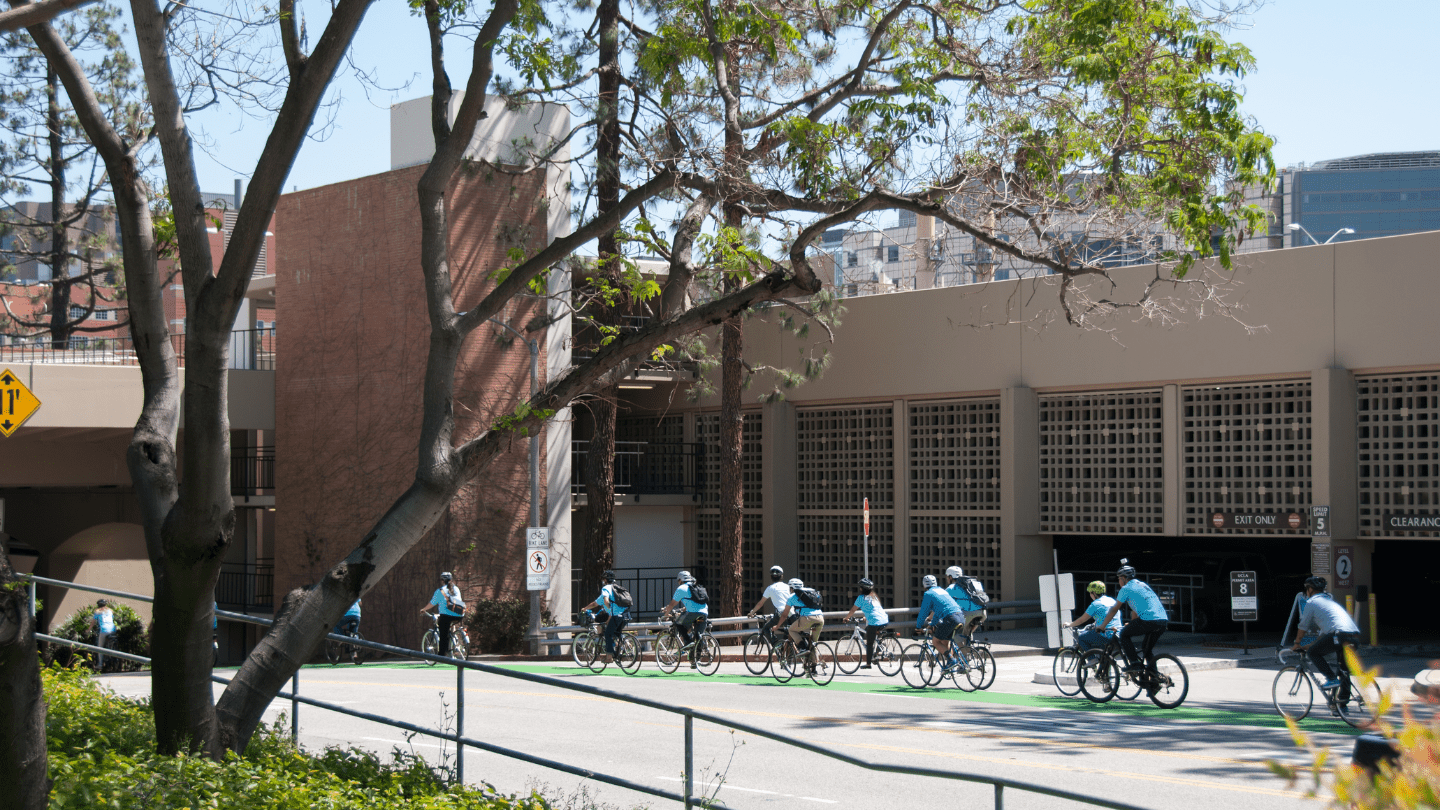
0,369,41,437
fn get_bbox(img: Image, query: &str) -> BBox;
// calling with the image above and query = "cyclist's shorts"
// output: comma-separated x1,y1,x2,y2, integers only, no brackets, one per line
932,613,962,641
963,609,987,628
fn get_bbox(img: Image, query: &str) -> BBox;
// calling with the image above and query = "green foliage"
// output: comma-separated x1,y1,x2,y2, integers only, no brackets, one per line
463,597,555,655
490,402,556,436
43,666,557,809
48,601,149,671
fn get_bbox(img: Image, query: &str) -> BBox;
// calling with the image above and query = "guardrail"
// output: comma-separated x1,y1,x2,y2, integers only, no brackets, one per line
17,575,1134,810
540,600,1044,655
0,327,275,370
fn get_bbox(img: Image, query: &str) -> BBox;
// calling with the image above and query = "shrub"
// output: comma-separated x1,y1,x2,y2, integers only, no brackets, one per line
43,666,556,810
48,601,150,671
465,598,554,655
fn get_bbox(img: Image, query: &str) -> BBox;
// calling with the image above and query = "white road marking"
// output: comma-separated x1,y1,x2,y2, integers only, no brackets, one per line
655,775,836,803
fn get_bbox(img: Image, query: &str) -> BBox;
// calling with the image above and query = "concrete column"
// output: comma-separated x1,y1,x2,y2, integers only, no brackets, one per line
891,399,909,607
914,217,935,290
1312,368,1363,607
543,253,573,623
1162,384,1183,536
1001,387,1048,607
761,400,798,576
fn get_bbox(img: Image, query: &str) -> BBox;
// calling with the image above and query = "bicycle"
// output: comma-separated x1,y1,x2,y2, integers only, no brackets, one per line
421,613,468,665
769,626,836,686
953,633,997,690
742,614,784,675
1272,647,1377,728
1053,635,1133,699
1078,634,1187,708
654,612,720,676
326,621,367,665
834,618,903,676
572,611,642,675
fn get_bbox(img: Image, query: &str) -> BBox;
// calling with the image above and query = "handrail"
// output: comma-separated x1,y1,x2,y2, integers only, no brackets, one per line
19,574,1141,810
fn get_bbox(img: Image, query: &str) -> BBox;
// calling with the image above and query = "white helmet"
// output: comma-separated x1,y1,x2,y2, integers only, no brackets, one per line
922,574,937,589
678,570,694,584
946,565,963,580
788,578,803,589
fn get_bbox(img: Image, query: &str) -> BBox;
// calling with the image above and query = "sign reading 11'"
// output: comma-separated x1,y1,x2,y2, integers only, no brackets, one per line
0,368,42,438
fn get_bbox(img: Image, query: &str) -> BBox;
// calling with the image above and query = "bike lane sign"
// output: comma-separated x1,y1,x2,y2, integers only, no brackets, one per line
526,527,550,591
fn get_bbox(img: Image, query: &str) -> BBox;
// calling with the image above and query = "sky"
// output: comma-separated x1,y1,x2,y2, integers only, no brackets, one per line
175,0,1440,197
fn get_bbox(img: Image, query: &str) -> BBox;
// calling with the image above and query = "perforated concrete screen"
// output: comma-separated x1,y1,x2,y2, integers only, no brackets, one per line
909,515,1001,606
909,399,1001,512
1358,374,1440,538
695,412,763,509
1183,381,1313,535
797,514,896,612
797,406,895,510
1039,391,1164,534
695,513,765,607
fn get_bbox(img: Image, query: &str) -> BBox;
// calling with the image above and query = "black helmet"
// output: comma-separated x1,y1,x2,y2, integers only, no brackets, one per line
1116,558,1136,579
858,578,874,592
603,570,617,583
770,565,784,581
1304,575,1327,592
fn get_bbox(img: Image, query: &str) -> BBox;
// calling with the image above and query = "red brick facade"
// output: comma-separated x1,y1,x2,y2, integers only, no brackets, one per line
273,163,551,646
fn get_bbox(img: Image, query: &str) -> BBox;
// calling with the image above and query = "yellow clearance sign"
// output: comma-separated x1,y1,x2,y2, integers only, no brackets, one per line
0,368,41,437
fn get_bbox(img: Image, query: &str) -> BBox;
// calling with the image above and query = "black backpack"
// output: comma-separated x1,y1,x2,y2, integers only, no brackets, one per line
963,577,990,605
795,587,823,610
611,584,634,608
688,583,710,604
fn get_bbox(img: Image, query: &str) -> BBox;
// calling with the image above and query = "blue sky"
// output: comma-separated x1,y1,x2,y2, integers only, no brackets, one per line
189,0,1440,196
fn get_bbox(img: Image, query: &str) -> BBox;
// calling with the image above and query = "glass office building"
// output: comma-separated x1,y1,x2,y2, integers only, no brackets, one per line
1288,152,1440,246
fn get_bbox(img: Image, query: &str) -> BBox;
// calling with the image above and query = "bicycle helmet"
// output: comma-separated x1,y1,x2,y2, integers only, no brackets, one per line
858,578,874,592
945,565,963,580
677,570,694,583
603,570,617,583
440,572,454,582
922,574,938,589
1086,580,1107,595
788,578,803,589
770,565,784,581
1116,558,1136,579
1304,575,1328,592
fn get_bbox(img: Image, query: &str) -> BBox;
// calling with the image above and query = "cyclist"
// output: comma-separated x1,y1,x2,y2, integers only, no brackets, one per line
580,570,630,662
337,598,362,637
944,565,987,642
774,577,824,669
1288,575,1362,699
660,571,709,668
915,574,964,669
420,572,466,657
840,577,889,669
1097,559,1167,692
747,565,793,641
1064,581,1121,651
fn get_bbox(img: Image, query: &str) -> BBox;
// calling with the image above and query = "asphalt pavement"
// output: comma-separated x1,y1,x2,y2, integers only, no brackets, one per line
96,648,1434,810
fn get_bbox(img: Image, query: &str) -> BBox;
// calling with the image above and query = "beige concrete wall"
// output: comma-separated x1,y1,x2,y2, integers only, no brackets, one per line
0,364,274,433
45,522,152,629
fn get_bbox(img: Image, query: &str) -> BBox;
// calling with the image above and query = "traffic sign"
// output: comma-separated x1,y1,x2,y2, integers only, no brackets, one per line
526,527,550,590
1311,506,1330,537
1335,545,1354,588
0,368,41,437
1230,570,1258,622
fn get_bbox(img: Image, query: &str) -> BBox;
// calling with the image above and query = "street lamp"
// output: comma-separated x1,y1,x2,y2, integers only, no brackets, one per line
487,317,544,652
1287,223,1355,246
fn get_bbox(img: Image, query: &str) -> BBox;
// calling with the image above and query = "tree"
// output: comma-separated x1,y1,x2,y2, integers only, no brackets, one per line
0,1,145,347
0,537,47,810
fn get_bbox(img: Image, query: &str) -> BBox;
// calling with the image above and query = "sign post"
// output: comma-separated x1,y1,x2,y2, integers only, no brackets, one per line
862,497,870,580
1230,570,1258,653
526,527,551,591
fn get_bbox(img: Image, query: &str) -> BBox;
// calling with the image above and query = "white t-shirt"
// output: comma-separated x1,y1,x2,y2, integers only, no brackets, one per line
763,581,792,613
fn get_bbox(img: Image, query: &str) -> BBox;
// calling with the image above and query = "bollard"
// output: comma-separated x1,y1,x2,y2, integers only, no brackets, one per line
456,664,465,785
291,670,299,740
1369,593,1379,647
684,713,694,810
1346,594,1356,623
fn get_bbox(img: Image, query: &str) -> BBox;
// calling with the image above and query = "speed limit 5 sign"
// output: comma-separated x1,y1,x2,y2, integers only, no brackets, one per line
1230,570,1258,622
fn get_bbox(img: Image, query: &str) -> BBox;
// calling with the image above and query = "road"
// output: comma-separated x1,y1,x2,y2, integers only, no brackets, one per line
98,651,1426,810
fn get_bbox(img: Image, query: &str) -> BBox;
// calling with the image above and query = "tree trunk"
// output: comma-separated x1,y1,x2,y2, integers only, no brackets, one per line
718,301,744,618
0,539,48,810
46,62,71,349
581,385,618,597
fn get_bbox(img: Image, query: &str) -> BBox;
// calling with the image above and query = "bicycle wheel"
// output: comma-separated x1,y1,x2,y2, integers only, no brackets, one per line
809,642,836,685
655,632,682,673
695,635,721,676
616,634,642,675
1053,647,1082,696
1079,650,1118,703
835,634,863,675
1148,654,1189,709
587,635,609,673
450,631,469,661
1272,666,1314,721
1338,676,1381,728
421,629,440,665
571,631,595,668
773,643,797,683
876,635,904,676
900,644,933,689
966,647,997,691
325,636,343,665
742,633,773,676
349,632,367,665
1115,667,1143,701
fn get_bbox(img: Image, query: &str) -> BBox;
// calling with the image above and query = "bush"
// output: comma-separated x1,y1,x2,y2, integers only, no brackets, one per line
48,601,150,671
464,598,554,655
43,666,556,810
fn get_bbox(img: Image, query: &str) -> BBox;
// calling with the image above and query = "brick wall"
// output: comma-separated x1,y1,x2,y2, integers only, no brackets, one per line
273,162,551,647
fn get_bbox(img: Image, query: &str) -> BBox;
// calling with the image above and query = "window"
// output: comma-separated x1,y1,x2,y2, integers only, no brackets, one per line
93,310,114,322
69,306,87,320
847,252,858,268
887,245,899,263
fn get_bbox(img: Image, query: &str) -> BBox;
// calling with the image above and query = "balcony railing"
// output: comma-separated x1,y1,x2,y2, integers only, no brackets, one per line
0,327,276,369
232,446,274,495
216,560,274,612
570,440,704,498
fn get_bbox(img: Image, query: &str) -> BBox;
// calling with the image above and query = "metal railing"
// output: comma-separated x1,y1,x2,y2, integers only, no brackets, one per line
17,573,1137,810
216,560,274,611
571,566,684,620
571,440,705,498
0,327,275,370
231,447,275,494
1067,570,1204,631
